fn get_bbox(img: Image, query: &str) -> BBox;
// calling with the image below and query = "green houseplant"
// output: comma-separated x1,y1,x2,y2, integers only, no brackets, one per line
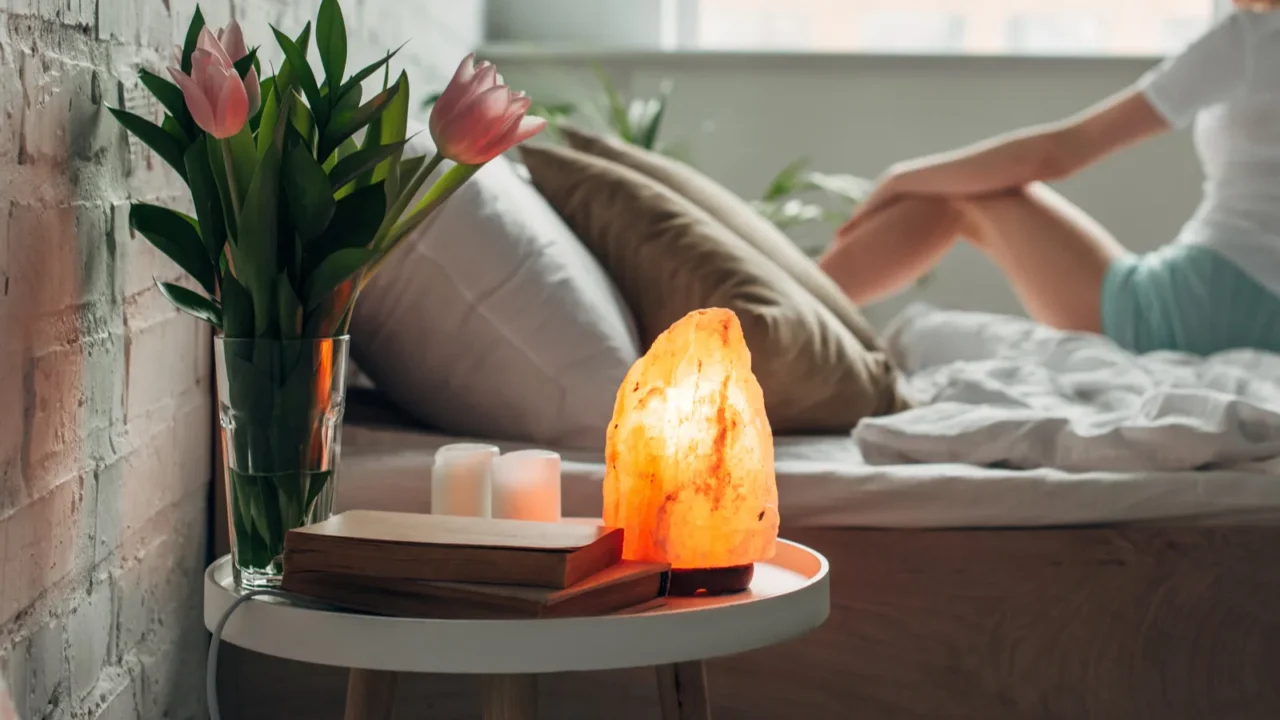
110,0,545,588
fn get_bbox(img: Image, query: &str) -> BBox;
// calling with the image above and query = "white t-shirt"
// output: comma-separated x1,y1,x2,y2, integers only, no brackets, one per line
1137,9,1280,296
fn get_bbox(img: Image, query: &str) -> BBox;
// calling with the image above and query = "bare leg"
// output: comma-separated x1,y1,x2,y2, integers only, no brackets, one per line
819,195,963,306
819,183,1130,332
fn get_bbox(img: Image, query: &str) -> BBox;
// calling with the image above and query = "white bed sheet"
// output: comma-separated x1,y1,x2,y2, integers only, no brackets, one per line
337,424,1280,529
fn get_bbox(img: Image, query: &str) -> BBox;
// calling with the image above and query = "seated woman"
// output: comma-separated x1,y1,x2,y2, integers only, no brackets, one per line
820,1,1280,356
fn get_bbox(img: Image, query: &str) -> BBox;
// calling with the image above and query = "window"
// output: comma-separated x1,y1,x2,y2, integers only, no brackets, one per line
858,12,966,55
1006,14,1104,56
487,0,1221,57
692,0,1215,55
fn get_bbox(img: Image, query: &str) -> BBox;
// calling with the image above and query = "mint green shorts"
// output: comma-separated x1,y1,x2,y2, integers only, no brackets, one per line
1101,244,1280,355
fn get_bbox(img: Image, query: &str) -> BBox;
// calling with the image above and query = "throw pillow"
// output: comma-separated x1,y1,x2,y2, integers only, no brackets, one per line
520,144,908,433
350,134,641,448
559,124,884,353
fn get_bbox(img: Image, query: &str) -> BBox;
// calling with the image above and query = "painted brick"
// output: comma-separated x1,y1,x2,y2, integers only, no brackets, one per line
123,311,199,424
1,636,32,719
0,336,23,512
68,579,111,700
5,202,79,316
87,668,137,720
23,618,64,720
17,49,99,167
0,1,478,718
0,476,88,626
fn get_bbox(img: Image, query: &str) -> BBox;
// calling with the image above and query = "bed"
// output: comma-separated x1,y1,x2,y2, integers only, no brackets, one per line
213,307,1280,718
212,408,1280,719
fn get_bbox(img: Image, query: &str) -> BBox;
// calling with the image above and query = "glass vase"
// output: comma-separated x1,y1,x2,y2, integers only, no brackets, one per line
215,336,349,589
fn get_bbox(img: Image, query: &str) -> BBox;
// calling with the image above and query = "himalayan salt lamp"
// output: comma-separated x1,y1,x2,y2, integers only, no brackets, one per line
603,308,780,595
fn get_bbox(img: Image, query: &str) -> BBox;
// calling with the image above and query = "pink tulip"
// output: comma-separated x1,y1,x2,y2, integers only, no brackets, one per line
216,21,261,117
167,27,249,139
429,54,547,165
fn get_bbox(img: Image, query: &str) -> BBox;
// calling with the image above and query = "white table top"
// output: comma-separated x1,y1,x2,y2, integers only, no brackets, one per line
203,539,830,674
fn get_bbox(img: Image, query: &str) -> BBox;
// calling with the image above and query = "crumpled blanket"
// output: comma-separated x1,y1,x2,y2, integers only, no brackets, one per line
852,304,1280,472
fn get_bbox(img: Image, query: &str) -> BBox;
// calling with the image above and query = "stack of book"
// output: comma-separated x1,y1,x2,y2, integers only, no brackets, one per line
281,511,671,619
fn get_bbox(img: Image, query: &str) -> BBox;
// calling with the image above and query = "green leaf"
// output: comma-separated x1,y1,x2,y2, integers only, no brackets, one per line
329,139,408,192
595,67,632,143
304,182,386,278
180,7,206,75
220,271,255,338
272,24,323,126
238,95,293,335
529,101,578,121
290,99,316,150
304,247,373,310
371,72,410,193
256,82,285,158
283,143,336,244
335,45,404,105
325,136,359,173
234,48,259,81
319,82,401,162
138,69,190,137
107,108,189,182
224,124,258,207
183,140,227,265
155,280,222,328
382,161,475,251
129,204,216,294
762,157,812,201
332,83,362,118
636,79,672,151
276,273,303,339
161,115,189,147
316,0,348,93
206,134,237,239
251,76,274,134
303,470,333,512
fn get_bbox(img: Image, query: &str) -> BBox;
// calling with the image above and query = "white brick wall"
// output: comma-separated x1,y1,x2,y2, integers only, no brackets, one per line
0,1,480,718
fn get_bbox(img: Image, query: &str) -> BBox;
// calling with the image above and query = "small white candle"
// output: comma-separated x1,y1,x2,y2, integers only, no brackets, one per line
431,443,499,518
491,449,562,523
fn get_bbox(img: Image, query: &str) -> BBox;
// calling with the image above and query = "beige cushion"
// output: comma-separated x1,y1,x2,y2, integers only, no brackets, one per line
559,124,883,353
520,144,908,433
351,134,640,448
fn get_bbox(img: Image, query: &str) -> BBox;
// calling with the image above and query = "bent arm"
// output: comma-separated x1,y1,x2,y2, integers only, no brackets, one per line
884,88,1171,198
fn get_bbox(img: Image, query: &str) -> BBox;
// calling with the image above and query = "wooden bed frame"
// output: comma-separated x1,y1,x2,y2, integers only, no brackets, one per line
210,394,1280,718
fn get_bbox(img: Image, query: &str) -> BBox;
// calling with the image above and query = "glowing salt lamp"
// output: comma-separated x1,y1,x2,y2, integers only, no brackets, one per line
603,308,780,595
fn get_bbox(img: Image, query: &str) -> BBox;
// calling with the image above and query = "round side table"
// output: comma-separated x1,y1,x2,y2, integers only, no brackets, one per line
204,538,829,720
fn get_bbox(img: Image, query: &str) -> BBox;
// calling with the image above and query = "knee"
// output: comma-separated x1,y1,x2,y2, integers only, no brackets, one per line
953,184,1037,215
951,184,1043,240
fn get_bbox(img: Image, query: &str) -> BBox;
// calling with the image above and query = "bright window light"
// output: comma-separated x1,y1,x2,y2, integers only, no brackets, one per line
691,0,1217,56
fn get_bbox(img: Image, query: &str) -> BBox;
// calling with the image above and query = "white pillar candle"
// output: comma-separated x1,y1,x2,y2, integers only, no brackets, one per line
491,449,562,523
431,443,499,518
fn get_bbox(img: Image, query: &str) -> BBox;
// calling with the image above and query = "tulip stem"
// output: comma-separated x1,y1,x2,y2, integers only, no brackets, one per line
370,152,443,254
221,139,242,228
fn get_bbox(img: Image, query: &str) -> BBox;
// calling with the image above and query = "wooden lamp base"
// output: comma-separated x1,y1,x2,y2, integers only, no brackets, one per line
667,564,754,596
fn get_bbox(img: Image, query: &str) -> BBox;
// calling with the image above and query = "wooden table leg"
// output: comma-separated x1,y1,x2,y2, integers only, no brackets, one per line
656,661,711,720
481,674,538,720
344,668,398,720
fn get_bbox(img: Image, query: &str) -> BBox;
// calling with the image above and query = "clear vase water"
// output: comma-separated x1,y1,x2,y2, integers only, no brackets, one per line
215,336,349,589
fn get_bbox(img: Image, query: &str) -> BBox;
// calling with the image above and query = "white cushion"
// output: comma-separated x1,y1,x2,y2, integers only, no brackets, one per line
350,138,640,448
